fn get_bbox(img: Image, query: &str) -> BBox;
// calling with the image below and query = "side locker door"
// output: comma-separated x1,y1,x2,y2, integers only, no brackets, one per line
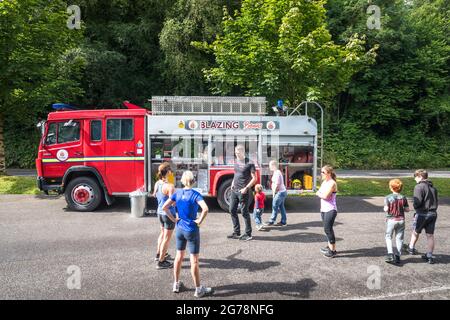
104,117,136,193
83,119,106,186
134,115,145,190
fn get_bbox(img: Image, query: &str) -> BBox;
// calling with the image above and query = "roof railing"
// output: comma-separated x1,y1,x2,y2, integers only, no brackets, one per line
150,96,267,115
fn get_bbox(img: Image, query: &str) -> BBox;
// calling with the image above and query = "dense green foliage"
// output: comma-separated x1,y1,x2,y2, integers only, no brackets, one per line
0,0,85,168
0,0,448,169
160,0,241,95
198,0,377,107
324,0,449,168
75,0,171,107
325,122,450,169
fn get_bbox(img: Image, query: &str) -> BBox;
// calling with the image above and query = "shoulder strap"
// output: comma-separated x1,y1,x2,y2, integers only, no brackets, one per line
156,181,162,192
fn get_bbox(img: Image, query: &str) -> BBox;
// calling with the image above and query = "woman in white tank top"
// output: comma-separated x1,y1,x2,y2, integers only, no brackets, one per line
316,165,338,258
151,162,176,269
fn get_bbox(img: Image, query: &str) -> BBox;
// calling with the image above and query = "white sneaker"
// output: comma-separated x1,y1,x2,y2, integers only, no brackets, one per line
194,285,213,298
173,281,183,293
256,224,264,231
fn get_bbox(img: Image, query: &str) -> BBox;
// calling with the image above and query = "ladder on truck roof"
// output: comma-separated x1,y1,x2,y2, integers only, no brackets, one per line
150,96,267,115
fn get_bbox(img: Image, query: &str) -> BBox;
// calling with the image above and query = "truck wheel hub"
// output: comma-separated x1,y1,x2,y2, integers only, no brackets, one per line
72,185,94,205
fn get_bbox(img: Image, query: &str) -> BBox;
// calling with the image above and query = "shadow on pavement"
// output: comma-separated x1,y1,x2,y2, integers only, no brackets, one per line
261,220,343,232
254,232,342,244
87,196,386,214
285,196,384,213
337,246,388,259
49,194,449,216
400,254,450,265
172,196,381,214
212,278,318,298
34,194,63,200
336,247,450,265
181,249,281,272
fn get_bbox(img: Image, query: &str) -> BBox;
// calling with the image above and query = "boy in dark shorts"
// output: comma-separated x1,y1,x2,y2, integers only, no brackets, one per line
383,179,409,264
407,169,439,264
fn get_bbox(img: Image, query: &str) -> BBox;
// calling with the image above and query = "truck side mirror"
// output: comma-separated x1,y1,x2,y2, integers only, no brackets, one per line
36,121,46,136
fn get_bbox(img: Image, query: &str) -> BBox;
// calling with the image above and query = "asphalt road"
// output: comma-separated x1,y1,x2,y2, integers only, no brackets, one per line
1,195,449,300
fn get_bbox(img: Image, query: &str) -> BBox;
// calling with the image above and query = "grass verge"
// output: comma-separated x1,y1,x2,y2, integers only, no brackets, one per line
333,178,449,197
0,175,40,195
297,178,449,197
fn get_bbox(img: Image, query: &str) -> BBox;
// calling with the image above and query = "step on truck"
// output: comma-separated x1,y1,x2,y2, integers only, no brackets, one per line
36,97,322,212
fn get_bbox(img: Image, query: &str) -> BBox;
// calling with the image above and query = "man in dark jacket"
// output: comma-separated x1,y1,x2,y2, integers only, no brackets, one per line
407,169,439,264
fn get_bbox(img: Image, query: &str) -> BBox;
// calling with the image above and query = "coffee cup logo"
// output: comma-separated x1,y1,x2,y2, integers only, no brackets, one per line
188,120,198,130
266,121,276,131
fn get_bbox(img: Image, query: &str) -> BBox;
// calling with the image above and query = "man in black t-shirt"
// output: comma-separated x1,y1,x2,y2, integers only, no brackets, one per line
228,144,256,241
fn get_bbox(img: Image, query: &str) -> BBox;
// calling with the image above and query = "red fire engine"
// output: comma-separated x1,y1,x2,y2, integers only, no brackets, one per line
36,97,323,212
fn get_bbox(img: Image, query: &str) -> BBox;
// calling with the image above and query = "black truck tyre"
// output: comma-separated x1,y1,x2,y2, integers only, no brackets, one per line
217,178,233,212
65,176,103,212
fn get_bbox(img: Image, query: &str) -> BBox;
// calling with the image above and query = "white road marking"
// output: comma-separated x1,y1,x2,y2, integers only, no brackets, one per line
349,285,450,300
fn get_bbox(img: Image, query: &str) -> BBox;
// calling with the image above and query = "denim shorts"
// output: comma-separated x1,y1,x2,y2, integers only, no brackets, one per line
176,228,200,254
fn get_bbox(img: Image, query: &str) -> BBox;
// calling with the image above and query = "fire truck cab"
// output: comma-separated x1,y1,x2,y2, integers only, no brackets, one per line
36,97,322,212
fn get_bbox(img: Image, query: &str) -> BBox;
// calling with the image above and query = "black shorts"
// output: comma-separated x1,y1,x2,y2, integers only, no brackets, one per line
413,213,437,235
158,214,175,230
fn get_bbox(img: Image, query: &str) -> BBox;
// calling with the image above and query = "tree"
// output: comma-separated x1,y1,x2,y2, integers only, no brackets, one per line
0,114,4,173
408,0,449,134
160,0,241,95
0,0,84,168
326,0,449,133
323,0,449,168
75,0,173,107
198,0,377,109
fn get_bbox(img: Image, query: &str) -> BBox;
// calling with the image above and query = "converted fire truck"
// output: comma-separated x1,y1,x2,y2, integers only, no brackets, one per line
36,96,323,212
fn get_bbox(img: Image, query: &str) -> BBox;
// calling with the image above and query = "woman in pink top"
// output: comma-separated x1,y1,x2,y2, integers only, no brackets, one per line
265,160,287,226
316,165,338,258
